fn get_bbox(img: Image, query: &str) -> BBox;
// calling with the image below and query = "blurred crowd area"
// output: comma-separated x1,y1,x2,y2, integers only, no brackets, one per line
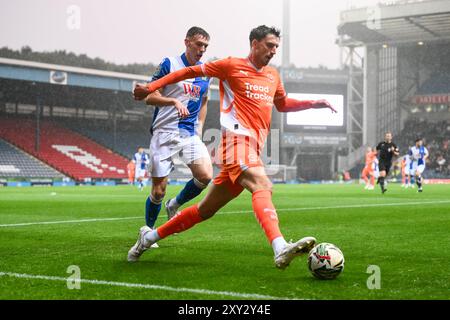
395,119,450,178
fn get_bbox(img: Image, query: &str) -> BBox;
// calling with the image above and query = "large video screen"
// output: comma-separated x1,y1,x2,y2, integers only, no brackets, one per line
286,93,344,127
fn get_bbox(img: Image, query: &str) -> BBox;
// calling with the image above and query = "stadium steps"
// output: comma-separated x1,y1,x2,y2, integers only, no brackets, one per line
0,138,65,179
0,118,129,181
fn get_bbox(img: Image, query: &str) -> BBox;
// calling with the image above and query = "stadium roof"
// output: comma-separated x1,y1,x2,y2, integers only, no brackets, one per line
0,57,219,98
0,57,347,108
0,57,148,92
338,0,450,46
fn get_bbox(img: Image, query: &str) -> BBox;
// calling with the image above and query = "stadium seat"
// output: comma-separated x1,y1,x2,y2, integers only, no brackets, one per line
0,139,64,178
62,119,150,159
0,118,129,181
62,118,204,181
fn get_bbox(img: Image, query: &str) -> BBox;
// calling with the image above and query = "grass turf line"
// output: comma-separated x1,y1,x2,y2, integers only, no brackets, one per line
0,184,449,299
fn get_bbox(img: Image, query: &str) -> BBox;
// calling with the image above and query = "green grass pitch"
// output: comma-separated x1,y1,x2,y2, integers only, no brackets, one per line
0,183,449,300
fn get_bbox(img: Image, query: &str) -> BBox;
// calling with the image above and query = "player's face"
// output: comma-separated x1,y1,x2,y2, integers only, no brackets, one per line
385,133,392,142
185,34,209,65
138,148,143,153
251,34,280,67
416,140,423,147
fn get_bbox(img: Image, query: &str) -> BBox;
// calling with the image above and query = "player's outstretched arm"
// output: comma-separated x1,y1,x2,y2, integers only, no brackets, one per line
274,97,337,113
133,65,204,100
144,90,175,106
144,90,190,118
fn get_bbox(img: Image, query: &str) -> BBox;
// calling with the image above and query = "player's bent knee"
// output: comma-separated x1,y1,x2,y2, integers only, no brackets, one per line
257,177,273,191
245,178,272,193
193,170,213,185
193,176,211,190
197,176,212,186
252,184,273,193
151,189,166,202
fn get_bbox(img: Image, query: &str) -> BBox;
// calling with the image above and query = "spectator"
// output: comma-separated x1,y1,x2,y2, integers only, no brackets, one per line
436,155,446,172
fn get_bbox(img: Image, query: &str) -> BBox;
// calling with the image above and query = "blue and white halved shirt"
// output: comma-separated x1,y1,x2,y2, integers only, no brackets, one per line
409,145,429,166
149,53,211,137
133,152,149,170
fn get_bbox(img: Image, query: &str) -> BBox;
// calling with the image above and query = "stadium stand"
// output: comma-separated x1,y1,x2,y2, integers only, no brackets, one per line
0,139,64,178
0,118,129,181
62,118,151,159
416,74,450,96
62,118,222,181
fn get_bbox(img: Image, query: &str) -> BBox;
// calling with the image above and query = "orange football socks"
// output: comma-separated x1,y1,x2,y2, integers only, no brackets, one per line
251,189,283,244
156,204,203,239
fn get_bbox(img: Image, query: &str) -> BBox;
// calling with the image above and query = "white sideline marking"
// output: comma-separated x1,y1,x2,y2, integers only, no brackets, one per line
0,217,141,228
0,271,292,300
219,200,450,215
1,200,450,228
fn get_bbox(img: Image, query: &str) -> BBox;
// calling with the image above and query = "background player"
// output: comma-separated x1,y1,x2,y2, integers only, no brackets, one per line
132,147,150,191
373,150,380,185
376,132,400,194
409,138,429,192
127,159,135,185
401,152,411,188
143,26,213,230
361,146,377,190
129,25,337,269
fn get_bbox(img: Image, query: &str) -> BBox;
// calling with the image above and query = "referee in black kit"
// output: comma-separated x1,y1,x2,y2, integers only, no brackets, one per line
376,132,400,194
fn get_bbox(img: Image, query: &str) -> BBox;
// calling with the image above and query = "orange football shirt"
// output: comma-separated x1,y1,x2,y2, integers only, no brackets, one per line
201,57,286,149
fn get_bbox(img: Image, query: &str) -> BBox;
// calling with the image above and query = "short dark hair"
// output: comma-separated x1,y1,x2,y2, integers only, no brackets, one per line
186,26,210,40
415,137,423,143
249,25,281,44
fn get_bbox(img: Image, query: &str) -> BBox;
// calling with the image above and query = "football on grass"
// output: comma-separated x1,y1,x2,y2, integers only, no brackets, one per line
307,243,344,280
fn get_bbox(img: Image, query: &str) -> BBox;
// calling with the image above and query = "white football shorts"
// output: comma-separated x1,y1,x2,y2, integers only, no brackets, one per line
409,161,425,175
149,132,210,178
135,168,147,179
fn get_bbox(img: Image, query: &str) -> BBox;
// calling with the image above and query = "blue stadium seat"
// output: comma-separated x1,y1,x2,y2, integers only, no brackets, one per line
0,139,65,178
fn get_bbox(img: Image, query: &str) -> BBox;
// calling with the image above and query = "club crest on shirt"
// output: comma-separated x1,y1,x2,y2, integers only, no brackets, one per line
266,73,275,83
183,83,201,101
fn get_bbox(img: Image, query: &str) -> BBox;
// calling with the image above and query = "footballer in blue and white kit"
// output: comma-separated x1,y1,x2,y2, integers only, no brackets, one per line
141,27,213,230
372,156,380,179
402,151,413,188
403,154,411,175
409,138,429,192
132,147,150,190
149,53,210,176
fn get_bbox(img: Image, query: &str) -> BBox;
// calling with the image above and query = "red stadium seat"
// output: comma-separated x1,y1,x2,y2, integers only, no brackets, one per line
0,118,129,181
